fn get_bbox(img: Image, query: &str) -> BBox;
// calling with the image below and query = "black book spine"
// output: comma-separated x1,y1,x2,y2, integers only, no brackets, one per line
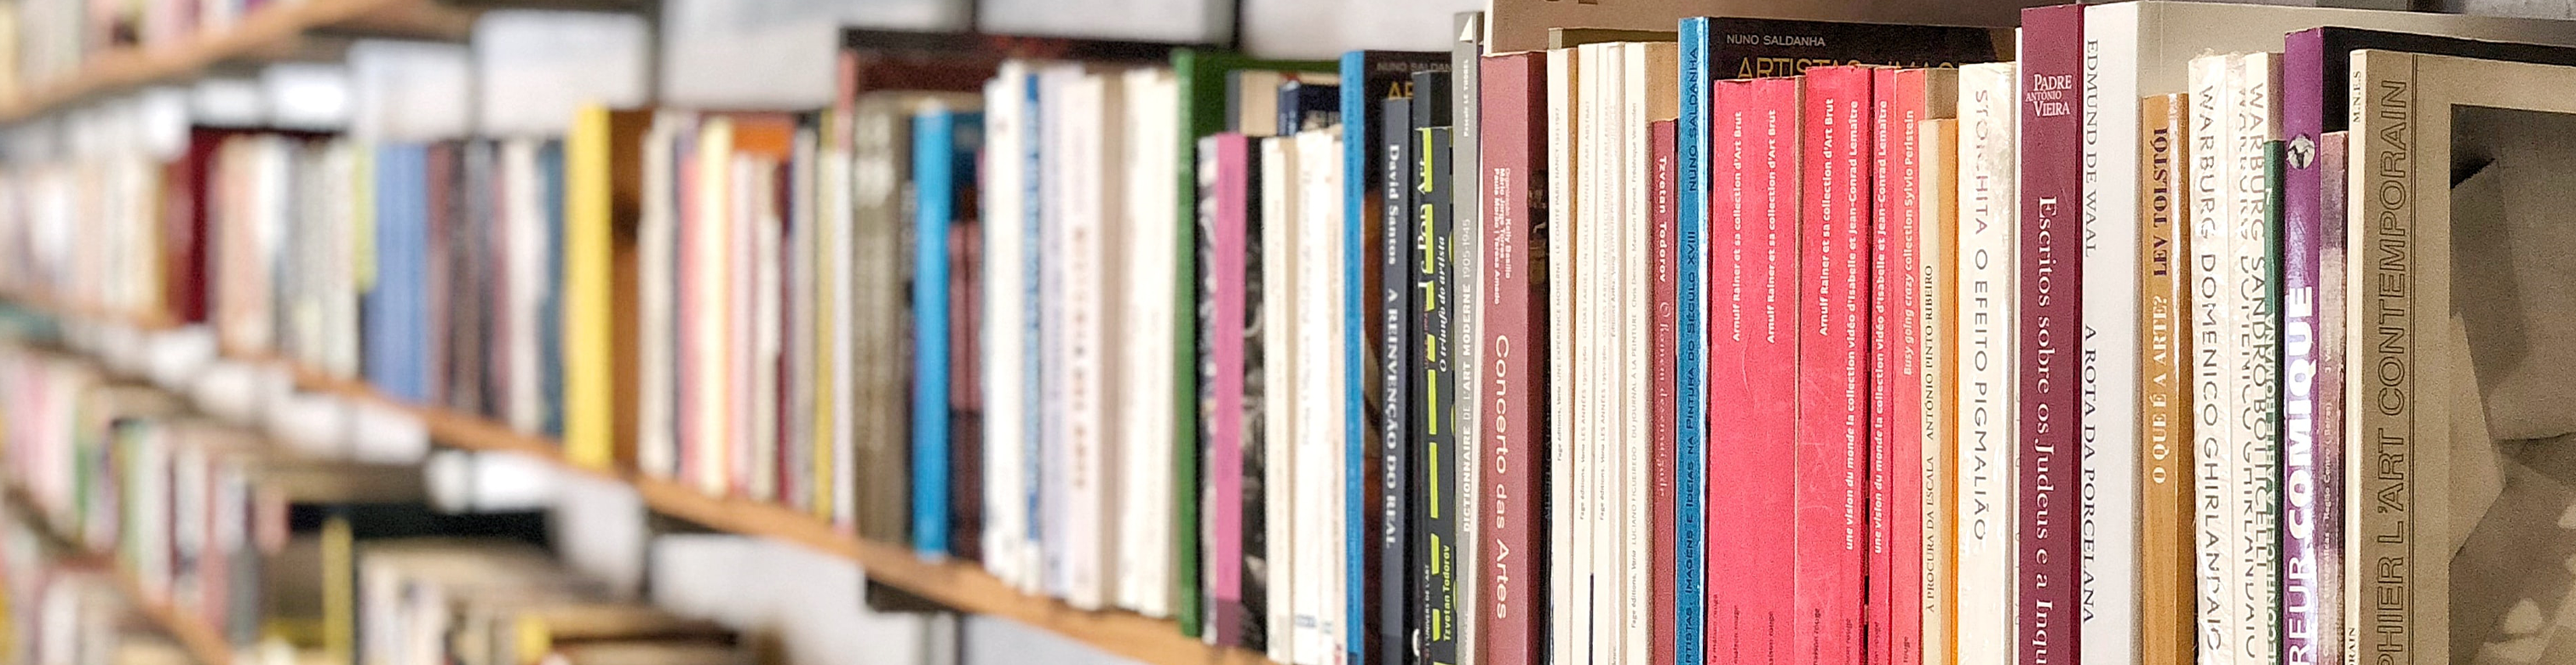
1407,68,1457,665
1234,137,1270,651
1377,93,1417,665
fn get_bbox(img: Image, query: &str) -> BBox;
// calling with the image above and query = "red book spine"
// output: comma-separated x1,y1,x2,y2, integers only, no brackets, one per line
164,130,221,324
427,143,456,408
1475,51,1546,665
1708,76,1800,665
1880,67,1932,665
1795,65,1870,665
2016,7,2084,665
1647,118,1680,665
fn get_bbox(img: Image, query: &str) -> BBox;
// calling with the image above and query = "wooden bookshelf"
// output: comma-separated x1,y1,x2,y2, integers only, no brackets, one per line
1,490,235,665
0,0,478,123
3,297,1280,665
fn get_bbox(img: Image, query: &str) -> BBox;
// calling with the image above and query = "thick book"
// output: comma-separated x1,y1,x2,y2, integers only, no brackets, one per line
2187,54,2240,665
1178,49,1341,641
1475,49,1547,665
1118,67,1181,619
2015,9,2082,665
562,106,652,472
1337,50,1446,665
1376,92,1419,665
1795,64,1871,665
911,106,981,559
1952,61,2018,665
1646,117,1678,665
1707,74,1802,665
2136,90,2195,665
1915,113,1960,665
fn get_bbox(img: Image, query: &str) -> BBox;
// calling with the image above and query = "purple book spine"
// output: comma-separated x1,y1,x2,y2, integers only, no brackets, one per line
2015,7,2082,665
2279,30,2327,665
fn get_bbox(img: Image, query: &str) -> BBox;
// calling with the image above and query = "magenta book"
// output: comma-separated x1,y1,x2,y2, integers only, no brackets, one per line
1708,75,1803,665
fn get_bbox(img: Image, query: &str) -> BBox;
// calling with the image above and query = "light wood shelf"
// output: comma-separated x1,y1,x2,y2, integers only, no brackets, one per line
3,297,1281,665
0,0,478,123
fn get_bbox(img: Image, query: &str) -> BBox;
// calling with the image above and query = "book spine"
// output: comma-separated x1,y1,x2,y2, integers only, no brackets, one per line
1673,22,1711,665
2228,54,2283,665
1796,65,1869,665
1708,76,1798,665
2187,54,2239,665
1866,66,1897,665
1417,123,1460,665
1259,135,1305,665
1573,44,1602,665
2015,9,2083,665
1647,117,1679,665
563,108,611,470
2345,50,2422,665
1916,114,1960,665
1377,93,1417,665
1877,66,1929,665
1618,45,1668,665
976,69,1026,585
1017,72,1046,595
1543,48,1581,665
1126,71,1179,620
1953,61,2018,665
1450,20,1486,665
2137,91,2196,665
1208,132,1250,646
913,111,957,558
2278,31,2326,665
2310,130,2347,665
1475,50,1545,665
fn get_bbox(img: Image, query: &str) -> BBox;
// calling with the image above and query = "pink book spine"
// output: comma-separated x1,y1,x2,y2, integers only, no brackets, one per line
1866,66,1898,665
1795,66,1871,665
1708,76,1802,665
1883,67,1930,665
1207,134,1251,644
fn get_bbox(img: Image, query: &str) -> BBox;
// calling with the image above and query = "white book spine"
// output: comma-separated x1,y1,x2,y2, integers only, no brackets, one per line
2186,53,2240,665
1261,135,1302,665
1572,43,1602,665
1300,129,1348,664
729,154,760,499
1061,72,1115,611
2076,7,2148,663
978,66,1027,589
1544,46,1580,665
2222,51,2283,665
1619,42,1653,665
1115,67,1178,619
823,142,859,528
750,157,783,505
1286,130,1325,665
691,119,733,497
1953,60,2020,665
638,114,678,481
502,140,543,434
1039,68,1077,600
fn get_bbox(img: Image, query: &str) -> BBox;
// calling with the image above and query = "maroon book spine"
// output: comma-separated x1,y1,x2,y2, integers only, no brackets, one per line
426,143,456,406
163,130,222,324
1710,76,1800,665
2016,6,2084,665
1795,65,1870,665
1647,117,1680,665
1475,50,1547,665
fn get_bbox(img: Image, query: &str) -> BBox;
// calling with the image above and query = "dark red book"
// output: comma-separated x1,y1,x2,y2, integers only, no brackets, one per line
1475,50,1547,665
1708,75,1801,665
2016,7,2084,665
1647,118,1680,665
426,142,457,405
160,129,229,324
1795,65,1871,665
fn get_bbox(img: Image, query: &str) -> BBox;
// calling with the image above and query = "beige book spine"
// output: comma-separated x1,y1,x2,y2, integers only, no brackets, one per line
1916,115,1959,665
2136,90,2196,665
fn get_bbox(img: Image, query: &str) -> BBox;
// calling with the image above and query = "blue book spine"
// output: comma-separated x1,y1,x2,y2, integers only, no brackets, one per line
1337,50,1368,665
914,111,958,557
538,141,566,438
1676,18,1711,665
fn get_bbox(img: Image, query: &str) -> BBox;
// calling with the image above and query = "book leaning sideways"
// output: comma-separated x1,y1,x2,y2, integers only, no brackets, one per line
2347,49,2576,665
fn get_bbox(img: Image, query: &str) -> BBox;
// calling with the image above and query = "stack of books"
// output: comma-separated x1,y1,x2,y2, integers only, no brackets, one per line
15,2,2576,665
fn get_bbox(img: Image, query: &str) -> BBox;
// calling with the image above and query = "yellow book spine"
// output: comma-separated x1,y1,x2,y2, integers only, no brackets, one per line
564,105,614,470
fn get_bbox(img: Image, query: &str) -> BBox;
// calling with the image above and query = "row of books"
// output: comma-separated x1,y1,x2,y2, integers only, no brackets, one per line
15,3,2576,665
0,340,761,665
0,542,199,665
0,0,276,103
